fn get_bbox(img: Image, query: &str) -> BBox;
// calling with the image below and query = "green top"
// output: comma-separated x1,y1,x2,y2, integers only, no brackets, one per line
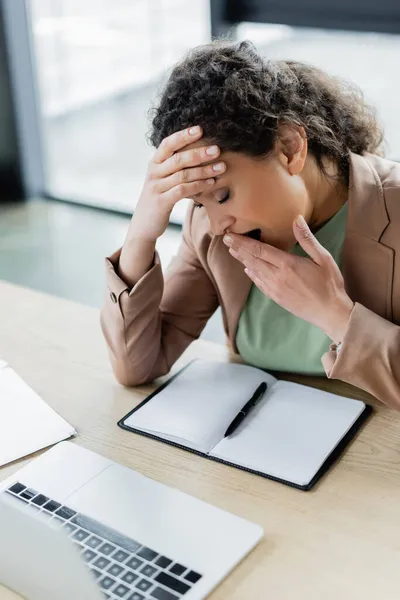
236,202,348,375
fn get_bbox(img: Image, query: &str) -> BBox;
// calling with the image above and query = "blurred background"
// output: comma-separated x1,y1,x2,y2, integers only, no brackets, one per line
1,0,400,342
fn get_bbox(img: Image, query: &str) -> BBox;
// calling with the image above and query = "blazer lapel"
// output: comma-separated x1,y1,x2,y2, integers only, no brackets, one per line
208,235,252,350
343,153,394,320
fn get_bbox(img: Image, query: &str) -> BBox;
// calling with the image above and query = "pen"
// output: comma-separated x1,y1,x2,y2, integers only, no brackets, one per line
224,382,268,438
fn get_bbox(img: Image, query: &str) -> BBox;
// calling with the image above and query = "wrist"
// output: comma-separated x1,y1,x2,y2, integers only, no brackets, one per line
119,236,156,289
120,237,156,265
323,297,354,345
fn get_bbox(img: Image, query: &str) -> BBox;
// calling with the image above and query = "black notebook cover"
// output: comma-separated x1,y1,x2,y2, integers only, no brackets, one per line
118,362,373,491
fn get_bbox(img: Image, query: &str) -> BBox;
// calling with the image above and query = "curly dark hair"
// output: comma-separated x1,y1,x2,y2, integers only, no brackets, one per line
149,40,384,180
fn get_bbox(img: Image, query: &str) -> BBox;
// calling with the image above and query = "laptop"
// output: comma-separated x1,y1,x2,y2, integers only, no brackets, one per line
0,442,263,600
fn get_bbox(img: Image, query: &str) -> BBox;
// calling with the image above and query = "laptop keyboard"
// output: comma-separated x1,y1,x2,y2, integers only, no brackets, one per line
4,482,203,600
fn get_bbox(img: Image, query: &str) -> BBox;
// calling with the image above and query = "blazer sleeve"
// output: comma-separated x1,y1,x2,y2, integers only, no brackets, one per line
100,207,219,386
322,302,400,409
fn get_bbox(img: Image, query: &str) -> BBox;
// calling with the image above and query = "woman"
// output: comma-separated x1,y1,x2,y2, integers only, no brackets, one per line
101,40,400,409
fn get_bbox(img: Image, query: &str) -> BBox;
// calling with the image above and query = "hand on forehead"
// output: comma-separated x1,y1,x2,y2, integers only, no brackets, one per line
179,138,221,163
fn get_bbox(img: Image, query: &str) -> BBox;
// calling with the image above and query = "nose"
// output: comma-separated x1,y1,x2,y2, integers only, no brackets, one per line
207,207,235,236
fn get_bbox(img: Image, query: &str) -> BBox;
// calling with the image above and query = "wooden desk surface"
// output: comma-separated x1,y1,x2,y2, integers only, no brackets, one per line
0,280,399,600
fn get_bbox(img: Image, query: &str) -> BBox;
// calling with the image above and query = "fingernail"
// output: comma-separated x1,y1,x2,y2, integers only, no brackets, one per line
223,235,232,246
212,162,224,172
206,145,219,155
189,126,200,135
296,215,307,228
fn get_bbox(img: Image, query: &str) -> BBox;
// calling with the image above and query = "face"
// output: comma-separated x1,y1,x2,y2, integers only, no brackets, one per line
185,141,311,251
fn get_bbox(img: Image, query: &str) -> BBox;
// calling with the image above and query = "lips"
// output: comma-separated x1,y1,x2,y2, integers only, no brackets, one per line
243,228,261,240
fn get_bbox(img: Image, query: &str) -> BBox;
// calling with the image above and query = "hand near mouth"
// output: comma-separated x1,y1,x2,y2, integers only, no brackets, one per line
222,216,354,344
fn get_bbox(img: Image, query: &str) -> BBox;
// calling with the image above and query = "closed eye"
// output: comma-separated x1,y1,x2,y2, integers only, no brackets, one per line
193,190,230,210
218,191,230,204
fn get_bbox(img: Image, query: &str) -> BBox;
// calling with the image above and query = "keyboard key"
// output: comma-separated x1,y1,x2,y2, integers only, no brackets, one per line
112,549,129,563
141,564,157,578
72,529,90,542
63,523,77,536
150,587,179,600
113,583,130,597
43,500,61,513
137,547,158,561
169,563,186,577
107,563,124,578
90,568,102,580
82,549,97,563
136,579,152,592
94,556,111,570
99,576,115,590
73,542,84,553
121,570,138,585
55,506,76,520
126,557,143,571
20,488,38,501
127,593,144,600
8,483,26,495
31,494,48,507
155,572,190,595
155,557,172,569
71,513,141,554
184,570,202,584
86,536,103,549
98,542,116,556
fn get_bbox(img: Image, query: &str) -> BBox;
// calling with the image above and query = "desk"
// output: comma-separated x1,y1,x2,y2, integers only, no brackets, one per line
0,280,400,600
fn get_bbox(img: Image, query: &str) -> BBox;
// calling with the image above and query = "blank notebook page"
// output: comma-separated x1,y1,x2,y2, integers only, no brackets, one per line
211,380,365,487
123,360,277,452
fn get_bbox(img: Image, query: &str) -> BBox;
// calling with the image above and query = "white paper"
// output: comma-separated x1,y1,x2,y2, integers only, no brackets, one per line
0,363,76,467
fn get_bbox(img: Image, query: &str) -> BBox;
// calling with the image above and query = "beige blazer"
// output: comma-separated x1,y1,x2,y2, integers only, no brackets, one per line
101,153,400,409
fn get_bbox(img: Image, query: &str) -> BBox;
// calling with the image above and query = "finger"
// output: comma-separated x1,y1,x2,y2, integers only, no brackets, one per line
229,246,277,278
156,161,226,193
153,126,203,163
244,267,272,298
293,215,331,265
241,254,277,278
161,177,216,207
156,144,220,178
225,234,286,268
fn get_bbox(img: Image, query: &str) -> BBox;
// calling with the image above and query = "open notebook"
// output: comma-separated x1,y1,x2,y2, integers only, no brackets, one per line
119,360,372,490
